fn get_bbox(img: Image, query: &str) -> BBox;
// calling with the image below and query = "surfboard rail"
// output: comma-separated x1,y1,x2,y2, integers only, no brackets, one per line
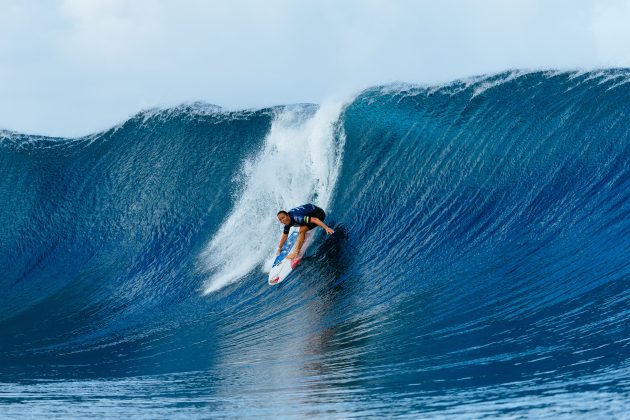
268,228,313,285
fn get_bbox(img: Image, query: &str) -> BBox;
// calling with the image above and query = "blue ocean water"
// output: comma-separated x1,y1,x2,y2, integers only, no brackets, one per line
1,70,629,418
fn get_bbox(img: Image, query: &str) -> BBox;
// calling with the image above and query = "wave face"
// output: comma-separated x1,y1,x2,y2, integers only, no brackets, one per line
1,71,629,417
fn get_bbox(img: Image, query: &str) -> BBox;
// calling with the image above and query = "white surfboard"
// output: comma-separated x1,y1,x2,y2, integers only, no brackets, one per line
268,228,314,285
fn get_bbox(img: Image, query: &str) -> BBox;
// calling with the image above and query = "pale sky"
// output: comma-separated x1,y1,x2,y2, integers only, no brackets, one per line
1,0,629,137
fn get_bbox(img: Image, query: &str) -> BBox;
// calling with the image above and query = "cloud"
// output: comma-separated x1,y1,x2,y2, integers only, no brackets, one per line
590,0,630,67
0,0,628,136
58,0,162,65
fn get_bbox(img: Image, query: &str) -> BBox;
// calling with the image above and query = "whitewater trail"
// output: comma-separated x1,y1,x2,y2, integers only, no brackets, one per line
200,103,346,294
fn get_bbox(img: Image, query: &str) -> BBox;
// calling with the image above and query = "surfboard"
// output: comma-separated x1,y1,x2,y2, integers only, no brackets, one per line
268,228,313,285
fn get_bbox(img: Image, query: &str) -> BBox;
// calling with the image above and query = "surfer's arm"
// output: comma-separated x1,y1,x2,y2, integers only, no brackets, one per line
295,228,306,253
277,233,288,255
287,227,307,259
310,217,335,235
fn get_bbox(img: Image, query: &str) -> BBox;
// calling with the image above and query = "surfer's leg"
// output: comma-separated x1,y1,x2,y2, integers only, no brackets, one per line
305,209,326,231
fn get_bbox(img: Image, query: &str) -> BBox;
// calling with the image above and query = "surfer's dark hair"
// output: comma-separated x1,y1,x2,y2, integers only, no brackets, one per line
277,210,288,216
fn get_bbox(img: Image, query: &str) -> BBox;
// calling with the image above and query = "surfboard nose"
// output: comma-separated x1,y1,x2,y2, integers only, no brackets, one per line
270,276,280,284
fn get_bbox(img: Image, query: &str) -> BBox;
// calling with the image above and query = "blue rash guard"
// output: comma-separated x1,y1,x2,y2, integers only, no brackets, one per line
283,204,326,234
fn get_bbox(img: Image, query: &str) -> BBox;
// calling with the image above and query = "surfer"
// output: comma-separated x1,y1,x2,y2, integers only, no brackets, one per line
276,203,334,259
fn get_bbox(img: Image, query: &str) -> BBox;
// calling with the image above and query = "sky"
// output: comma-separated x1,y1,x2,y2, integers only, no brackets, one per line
1,0,629,137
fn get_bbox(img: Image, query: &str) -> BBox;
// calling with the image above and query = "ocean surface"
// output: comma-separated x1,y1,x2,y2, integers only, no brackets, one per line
1,70,629,418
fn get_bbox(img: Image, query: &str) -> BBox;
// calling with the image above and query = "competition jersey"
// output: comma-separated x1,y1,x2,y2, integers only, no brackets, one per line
283,204,322,234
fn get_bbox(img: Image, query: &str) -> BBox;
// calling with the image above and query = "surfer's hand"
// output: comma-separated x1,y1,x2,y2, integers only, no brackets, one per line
325,227,335,235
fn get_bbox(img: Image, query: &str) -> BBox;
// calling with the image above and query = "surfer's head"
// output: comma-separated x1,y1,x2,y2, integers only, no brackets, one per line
277,210,290,225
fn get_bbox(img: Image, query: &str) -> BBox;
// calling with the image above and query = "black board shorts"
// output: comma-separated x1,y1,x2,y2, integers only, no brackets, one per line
306,208,326,230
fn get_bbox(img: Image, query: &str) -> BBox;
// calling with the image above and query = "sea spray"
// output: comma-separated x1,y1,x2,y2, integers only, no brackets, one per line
200,103,346,294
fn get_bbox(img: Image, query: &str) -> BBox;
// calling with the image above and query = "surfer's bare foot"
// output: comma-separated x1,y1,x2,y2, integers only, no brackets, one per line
286,252,297,260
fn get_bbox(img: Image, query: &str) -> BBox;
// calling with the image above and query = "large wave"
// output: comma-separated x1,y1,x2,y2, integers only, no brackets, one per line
1,70,629,417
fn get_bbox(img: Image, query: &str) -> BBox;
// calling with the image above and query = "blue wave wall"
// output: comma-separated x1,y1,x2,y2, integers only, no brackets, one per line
1,71,629,415
0,104,277,375
328,70,630,390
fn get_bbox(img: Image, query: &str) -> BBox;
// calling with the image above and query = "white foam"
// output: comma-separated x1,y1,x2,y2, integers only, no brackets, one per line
200,103,346,294
471,69,532,98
